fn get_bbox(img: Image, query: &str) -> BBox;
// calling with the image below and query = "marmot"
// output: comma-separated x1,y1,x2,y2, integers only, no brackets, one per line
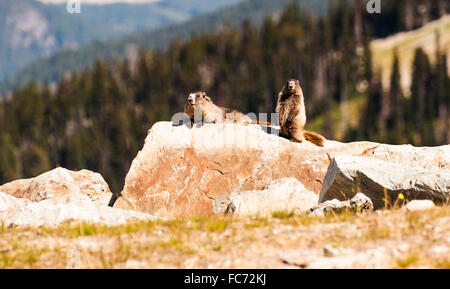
276,79,325,147
184,91,271,125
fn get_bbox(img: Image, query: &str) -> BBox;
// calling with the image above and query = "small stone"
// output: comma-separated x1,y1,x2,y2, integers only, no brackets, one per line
308,193,373,216
323,245,338,257
404,200,435,211
0,246,11,253
350,193,374,213
428,246,448,255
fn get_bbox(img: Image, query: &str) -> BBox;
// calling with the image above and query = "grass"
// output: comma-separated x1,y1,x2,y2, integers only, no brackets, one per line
435,259,450,269
0,205,448,268
396,254,419,268
271,211,295,219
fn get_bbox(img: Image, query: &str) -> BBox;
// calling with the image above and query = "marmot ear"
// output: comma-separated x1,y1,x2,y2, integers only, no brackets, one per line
296,80,300,86
204,96,212,102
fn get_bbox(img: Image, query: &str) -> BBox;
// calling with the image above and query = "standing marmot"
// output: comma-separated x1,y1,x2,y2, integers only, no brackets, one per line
276,79,325,147
184,91,271,125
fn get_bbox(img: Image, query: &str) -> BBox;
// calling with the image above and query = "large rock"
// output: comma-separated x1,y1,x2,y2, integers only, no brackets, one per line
0,167,111,206
0,167,158,227
0,191,157,227
225,178,318,217
319,156,450,209
115,121,450,217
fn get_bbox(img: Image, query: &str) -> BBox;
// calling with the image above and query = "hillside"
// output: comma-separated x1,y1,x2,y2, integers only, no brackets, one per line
307,15,450,142
0,0,242,82
0,0,329,92
371,15,450,94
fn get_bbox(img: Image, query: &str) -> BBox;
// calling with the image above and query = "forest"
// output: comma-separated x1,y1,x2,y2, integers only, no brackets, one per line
0,0,448,193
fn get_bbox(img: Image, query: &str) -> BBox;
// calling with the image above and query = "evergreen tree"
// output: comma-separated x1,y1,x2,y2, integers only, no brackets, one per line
386,53,405,144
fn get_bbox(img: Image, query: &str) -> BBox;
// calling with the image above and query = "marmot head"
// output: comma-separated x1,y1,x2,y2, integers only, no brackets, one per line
187,91,212,106
283,79,301,94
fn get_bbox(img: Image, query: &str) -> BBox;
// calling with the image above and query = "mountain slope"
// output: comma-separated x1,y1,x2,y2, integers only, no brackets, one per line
308,15,450,141
0,0,242,82
371,15,450,94
1,0,329,92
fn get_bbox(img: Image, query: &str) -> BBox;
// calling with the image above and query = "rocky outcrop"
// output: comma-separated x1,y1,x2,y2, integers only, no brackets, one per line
225,178,318,217
308,193,374,216
319,156,450,209
114,121,450,217
0,167,111,206
0,167,157,227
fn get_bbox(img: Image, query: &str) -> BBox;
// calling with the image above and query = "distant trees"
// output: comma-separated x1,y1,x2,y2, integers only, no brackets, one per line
0,0,448,192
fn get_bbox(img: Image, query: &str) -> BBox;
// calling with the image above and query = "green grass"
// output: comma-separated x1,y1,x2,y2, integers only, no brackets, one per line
271,211,295,219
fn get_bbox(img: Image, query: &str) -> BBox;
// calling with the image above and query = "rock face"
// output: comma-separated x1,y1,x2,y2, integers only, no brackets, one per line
0,167,157,227
115,121,450,217
225,178,318,217
319,156,450,209
308,193,374,216
0,167,111,206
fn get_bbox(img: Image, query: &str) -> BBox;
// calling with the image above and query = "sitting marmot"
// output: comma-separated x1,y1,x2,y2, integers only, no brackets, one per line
276,79,326,147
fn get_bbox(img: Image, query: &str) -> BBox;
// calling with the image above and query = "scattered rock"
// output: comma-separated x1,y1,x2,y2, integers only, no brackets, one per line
308,193,374,216
225,178,318,217
319,156,450,209
404,200,436,211
115,121,449,217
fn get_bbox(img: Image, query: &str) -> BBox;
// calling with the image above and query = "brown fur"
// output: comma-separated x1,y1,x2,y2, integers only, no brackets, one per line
184,91,271,126
276,79,325,147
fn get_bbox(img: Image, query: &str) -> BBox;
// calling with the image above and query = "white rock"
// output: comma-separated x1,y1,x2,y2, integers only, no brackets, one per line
404,200,436,211
0,167,112,206
0,192,157,227
226,178,318,217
